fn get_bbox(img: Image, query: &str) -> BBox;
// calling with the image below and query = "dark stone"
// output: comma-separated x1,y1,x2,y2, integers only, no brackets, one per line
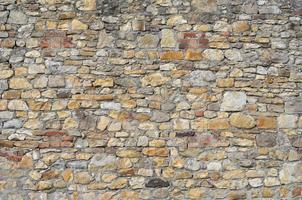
57,91,71,98
146,178,170,188
256,133,276,147
176,131,195,137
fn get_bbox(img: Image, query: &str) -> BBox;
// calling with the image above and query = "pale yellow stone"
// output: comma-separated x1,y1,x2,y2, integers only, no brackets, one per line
141,73,170,87
97,116,111,131
230,113,256,129
93,78,114,87
9,78,31,89
71,19,88,30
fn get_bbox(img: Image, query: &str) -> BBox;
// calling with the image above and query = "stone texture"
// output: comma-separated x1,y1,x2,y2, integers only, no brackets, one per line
221,91,247,111
7,10,28,24
138,34,159,48
230,113,255,129
160,29,176,48
256,133,276,147
187,70,216,87
203,49,224,61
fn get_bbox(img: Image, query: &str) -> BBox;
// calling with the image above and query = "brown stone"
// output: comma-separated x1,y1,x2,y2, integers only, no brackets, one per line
257,116,277,129
230,113,256,129
142,148,169,157
160,51,183,60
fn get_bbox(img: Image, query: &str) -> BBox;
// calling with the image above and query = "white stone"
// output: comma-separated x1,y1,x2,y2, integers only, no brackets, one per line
277,114,298,128
101,102,121,110
207,161,222,171
221,91,247,111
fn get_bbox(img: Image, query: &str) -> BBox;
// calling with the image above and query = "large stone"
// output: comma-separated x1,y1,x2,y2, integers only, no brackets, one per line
145,178,170,188
187,70,216,87
203,49,224,61
0,11,8,23
232,21,250,32
101,102,121,110
221,91,247,111
141,73,170,87
224,49,243,61
71,19,88,30
285,97,302,113
230,113,255,129
8,100,28,111
192,0,217,12
48,75,65,88
9,78,31,89
256,133,276,147
89,153,116,169
138,34,159,48
160,29,176,48
97,30,113,48
277,114,298,128
257,116,277,129
173,119,190,130
279,162,302,184
0,80,8,92
7,10,28,24
74,172,93,184
150,110,170,122
97,116,111,131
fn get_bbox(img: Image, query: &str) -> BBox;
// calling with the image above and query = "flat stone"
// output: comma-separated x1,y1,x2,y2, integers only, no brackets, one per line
3,119,22,128
101,102,121,110
277,114,298,128
138,34,159,48
141,73,170,87
257,116,277,129
48,75,65,88
256,133,276,147
71,19,88,30
192,0,217,12
97,116,111,131
0,111,14,119
230,113,255,129
279,162,302,184
89,153,116,168
7,10,28,24
203,49,224,61
145,178,170,188
74,172,93,184
221,91,247,111
232,21,250,32
160,29,176,48
97,30,113,48
8,100,28,111
0,80,8,92
225,49,243,61
285,97,302,113
0,11,8,23
173,119,190,130
151,110,170,122
187,70,216,87
9,78,31,89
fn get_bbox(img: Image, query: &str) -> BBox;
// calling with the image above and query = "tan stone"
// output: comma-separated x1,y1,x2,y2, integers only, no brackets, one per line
217,78,234,87
173,119,190,130
0,70,13,79
71,19,88,30
232,21,250,32
188,188,205,199
9,78,31,89
36,181,52,190
141,73,170,87
161,29,176,48
142,147,169,157
93,78,114,87
109,178,128,189
82,0,96,10
230,113,256,129
8,100,28,111
97,116,111,131
62,169,73,182
185,49,202,60
257,116,276,129
120,190,139,200
160,51,183,60
208,118,229,130
74,172,93,184
63,117,78,129
18,156,33,168
116,150,141,158
0,100,7,110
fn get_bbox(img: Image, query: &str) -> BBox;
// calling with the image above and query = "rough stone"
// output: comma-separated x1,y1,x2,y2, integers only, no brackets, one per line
145,178,170,188
187,70,216,87
230,113,255,129
256,133,276,147
203,49,224,61
7,10,28,24
138,34,159,48
277,114,298,128
161,29,176,48
221,91,247,111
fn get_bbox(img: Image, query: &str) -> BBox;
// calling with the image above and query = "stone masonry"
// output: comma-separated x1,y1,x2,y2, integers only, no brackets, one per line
0,0,302,199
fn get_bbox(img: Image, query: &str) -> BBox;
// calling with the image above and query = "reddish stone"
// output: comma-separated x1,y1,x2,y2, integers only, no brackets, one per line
45,131,65,136
62,135,74,141
61,141,73,147
195,111,204,117
0,140,14,147
39,142,50,149
0,150,23,162
292,187,302,197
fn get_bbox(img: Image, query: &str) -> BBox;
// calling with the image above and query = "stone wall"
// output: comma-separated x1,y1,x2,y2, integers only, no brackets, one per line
0,0,301,199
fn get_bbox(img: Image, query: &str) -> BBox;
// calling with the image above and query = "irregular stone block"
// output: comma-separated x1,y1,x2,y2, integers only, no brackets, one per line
145,178,170,188
221,91,247,111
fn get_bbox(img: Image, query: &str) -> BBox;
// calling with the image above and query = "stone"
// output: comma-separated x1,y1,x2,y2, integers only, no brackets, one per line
230,113,255,129
257,116,277,129
221,91,247,111
0,70,13,79
74,172,93,184
48,76,65,88
9,78,31,89
160,29,176,48
224,49,243,61
8,100,28,111
81,0,96,10
109,178,128,189
277,114,298,128
145,178,170,188
7,10,28,24
0,11,8,23
141,73,170,87
97,116,111,131
150,110,170,122
232,21,249,32
185,49,202,61
142,147,169,157
28,65,45,74
71,19,88,30
279,162,302,184
207,161,222,171
93,78,114,87
4,119,22,128
97,30,113,48
160,51,183,60
192,0,217,12
167,15,187,27
0,80,8,91
187,70,216,87
256,133,276,147
203,49,224,61
89,154,116,169
138,34,159,48
101,102,121,110
188,188,205,199
173,119,190,130
264,177,280,187
285,97,302,114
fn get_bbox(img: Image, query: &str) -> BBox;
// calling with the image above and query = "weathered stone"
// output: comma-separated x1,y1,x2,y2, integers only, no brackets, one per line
232,21,249,32
48,76,65,88
203,49,224,61
7,11,28,24
279,162,302,184
230,113,255,129
71,19,88,30
256,133,276,147
277,114,298,128
161,29,176,48
89,154,116,169
141,73,170,87
138,34,159,48
93,78,114,87
97,30,113,48
101,102,121,110
151,110,170,122
9,78,31,89
285,97,302,113
187,70,216,87
192,0,217,12
74,172,93,184
8,100,28,111
225,49,243,61
97,116,111,131
221,91,247,111
257,116,277,129
145,178,170,188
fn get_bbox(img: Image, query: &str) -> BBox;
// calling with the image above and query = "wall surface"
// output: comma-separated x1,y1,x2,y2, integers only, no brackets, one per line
0,0,302,199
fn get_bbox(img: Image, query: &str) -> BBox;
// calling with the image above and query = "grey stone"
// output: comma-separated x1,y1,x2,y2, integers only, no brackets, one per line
0,111,14,119
115,77,140,88
291,136,302,148
0,80,8,91
187,70,216,87
145,178,170,188
7,10,28,24
8,133,26,141
48,75,65,88
89,153,116,168
259,5,281,14
279,162,302,184
0,31,8,38
225,49,243,61
185,158,200,171
256,133,276,147
277,114,298,128
4,119,23,129
0,11,8,23
150,110,170,122
221,91,247,111
66,161,88,169
138,34,159,48
161,102,175,111
101,102,121,110
285,97,302,113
